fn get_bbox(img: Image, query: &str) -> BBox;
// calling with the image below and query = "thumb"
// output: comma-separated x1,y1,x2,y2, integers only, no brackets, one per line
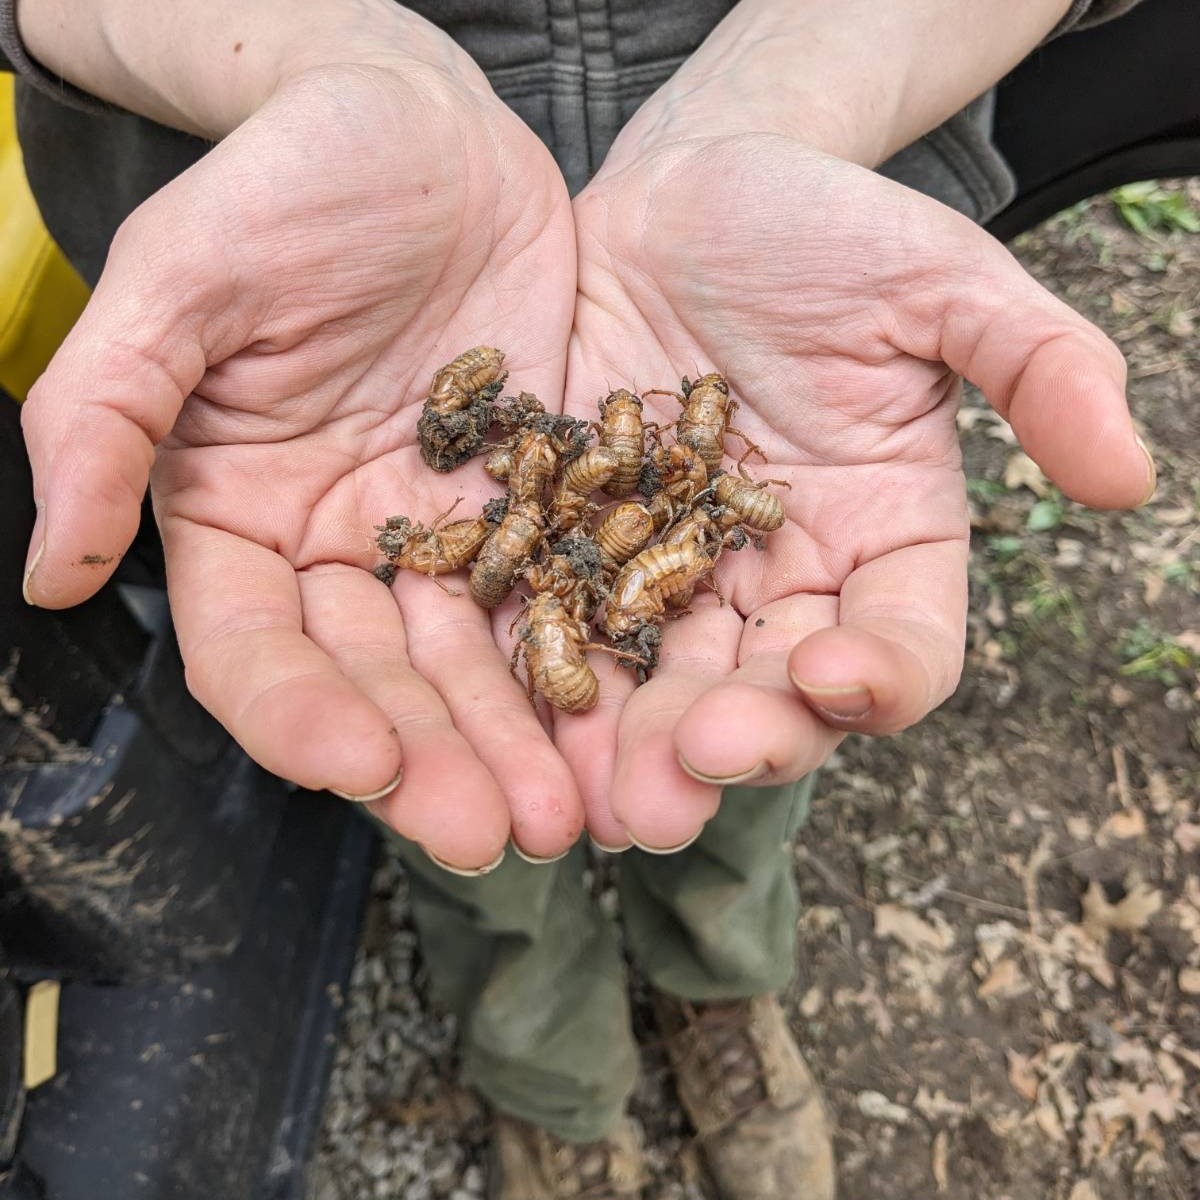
20,211,226,608
937,235,1154,510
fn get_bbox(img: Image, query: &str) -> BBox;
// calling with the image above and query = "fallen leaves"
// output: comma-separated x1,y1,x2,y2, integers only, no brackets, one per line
874,904,954,956
1081,878,1163,942
857,1090,912,1125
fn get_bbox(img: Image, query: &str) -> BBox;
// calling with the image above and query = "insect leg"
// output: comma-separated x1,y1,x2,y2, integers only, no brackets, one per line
729,428,768,467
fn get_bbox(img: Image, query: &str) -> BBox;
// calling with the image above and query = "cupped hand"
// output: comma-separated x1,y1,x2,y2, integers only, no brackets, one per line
564,134,1153,850
20,60,582,870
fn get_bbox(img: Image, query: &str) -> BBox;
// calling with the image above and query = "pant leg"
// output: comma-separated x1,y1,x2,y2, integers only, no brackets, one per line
384,832,639,1142
618,776,815,1000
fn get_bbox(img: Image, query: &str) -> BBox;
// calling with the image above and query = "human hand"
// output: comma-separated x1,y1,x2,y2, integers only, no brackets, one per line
20,43,583,870
563,133,1153,851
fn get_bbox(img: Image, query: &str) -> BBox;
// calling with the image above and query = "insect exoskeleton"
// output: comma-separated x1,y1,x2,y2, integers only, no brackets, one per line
469,500,546,609
524,538,607,623
485,443,516,482
596,389,646,498
659,504,730,607
598,551,681,678
643,371,764,476
593,502,656,572
653,441,709,501
375,505,497,577
661,502,722,553
637,540,718,607
549,446,620,532
425,346,507,413
512,593,600,713
711,469,789,532
508,429,563,505
417,346,508,472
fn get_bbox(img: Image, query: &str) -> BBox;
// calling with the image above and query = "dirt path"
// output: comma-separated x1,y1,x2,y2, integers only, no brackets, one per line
313,183,1200,1200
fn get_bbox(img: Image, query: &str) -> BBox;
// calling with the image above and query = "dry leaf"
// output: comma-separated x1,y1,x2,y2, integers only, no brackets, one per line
1034,1101,1067,1142
1143,571,1166,606
1174,823,1200,854
1151,506,1196,527
914,1087,969,1124
1179,967,1200,995
1004,451,1049,496
1167,308,1194,338
799,986,824,1018
1081,878,1162,943
932,1129,950,1192
1053,923,1116,989
1055,539,1085,568
978,958,1030,999
1007,1050,1040,1102
1099,808,1146,840
975,920,1022,956
1116,1082,1177,1139
1146,772,1174,814
1112,1038,1156,1076
1068,1181,1100,1200
1180,1131,1200,1162
857,1090,911,1125
1066,816,1093,841
874,904,952,955
1133,1148,1167,1175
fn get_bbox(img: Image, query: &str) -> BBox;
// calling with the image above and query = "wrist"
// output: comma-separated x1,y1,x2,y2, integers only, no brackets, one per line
17,0,488,137
600,0,1073,176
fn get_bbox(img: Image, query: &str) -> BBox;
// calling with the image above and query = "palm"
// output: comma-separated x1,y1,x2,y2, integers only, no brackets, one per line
24,66,582,867
564,135,1148,848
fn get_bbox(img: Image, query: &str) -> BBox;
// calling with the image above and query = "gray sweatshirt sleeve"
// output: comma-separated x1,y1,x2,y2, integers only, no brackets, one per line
0,0,109,112
0,0,1149,113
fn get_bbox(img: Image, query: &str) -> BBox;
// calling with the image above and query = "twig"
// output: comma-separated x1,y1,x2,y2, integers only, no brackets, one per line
1112,744,1134,812
933,888,1031,924
795,845,874,912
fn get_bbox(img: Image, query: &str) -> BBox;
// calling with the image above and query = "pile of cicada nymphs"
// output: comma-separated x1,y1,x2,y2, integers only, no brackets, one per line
373,346,789,714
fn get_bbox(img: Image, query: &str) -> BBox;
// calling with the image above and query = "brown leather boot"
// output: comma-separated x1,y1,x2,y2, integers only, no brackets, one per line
488,1113,647,1199
654,993,836,1200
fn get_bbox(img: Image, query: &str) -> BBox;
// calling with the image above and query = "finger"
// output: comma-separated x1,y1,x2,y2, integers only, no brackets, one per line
551,653,638,851
606,599,741,852
674,595,843,784
938,236,1154,510
161,516,404,799
299,564,509,871
395,571,586,861
20,209,231,609
788,539,969,734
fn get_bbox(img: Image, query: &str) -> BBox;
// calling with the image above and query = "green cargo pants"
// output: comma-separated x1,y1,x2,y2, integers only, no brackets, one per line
379,776,814,1143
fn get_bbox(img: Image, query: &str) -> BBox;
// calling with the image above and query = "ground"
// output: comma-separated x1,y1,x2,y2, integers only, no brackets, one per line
311,182,1200,1200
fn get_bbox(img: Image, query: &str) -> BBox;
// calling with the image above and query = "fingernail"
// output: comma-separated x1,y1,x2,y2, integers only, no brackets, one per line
329,766,404,803
22,504,45,606
629,828,703,855
677,757,768,787
590,837,632,854
512,841,571,865
791,679,873,719
22,541,44,606
1136,435,1157,506
427,846,507,877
